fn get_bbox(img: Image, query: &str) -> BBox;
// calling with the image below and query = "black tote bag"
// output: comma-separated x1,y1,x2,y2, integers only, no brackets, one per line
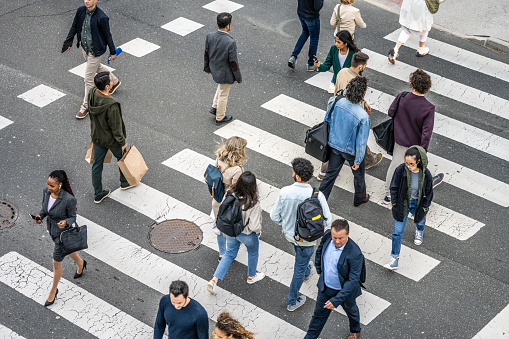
304,95,343,162
59,223,88,256
373,92,408,156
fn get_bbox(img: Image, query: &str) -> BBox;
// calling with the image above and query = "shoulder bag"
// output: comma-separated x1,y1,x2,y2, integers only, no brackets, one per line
372,91,408,156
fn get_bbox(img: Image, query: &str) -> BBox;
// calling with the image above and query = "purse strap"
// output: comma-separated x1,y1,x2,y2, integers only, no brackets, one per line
336,3,341,31
391,91,409,120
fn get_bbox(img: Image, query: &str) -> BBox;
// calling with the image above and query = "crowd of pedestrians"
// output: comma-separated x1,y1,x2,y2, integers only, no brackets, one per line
30,0,450,338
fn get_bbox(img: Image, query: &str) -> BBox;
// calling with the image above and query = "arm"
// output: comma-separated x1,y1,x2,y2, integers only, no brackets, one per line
153,299,166,339
228,41,242,83
39,190,47,220
318,192,332,227
389,166,401,205
387,93,402,118
108,105,126,146
421,170,434,212
245,203,262,234
354,9,367,28
204,35,211,73
354,119,370,166
269,193,283,225
99,16,116,56
330,5,338,26
420,108,435,151
318,47,334,72
66,9,80,41
314,233,327,274
63,196,77,227
330,251,363,307
196,310,209,339
314,0,324,11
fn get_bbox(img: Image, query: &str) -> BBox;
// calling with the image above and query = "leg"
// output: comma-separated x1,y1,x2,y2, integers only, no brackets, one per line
291,17,310,58
97,62,118,85
108,145,129,187
319,148,346,200
49,260,63,301
397,26,413,46
91,143,109,199
342,152,367,204
68,252,85,274
217,233,227,257
418,30,429,48
391,210,410,257
304,288,334,339
215,83,232,121
237,233,260,277
212,84,221,109
288,245,315,306
320,161,329,176
385,143,408,196
307,17,321,65
341,299,361,334
82,49,104,108
213,236,241,281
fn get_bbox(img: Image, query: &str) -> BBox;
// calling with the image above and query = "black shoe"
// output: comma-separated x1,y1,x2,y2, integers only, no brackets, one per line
94,189,111,204
432,173,444,189
209,107,217,115
120,182,136,190
354,194,370,207
215,115,233,126
74,260,87,279
44,289,58,307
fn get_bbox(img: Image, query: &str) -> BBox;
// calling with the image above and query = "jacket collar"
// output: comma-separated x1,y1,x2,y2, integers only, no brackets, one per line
45,189,64,212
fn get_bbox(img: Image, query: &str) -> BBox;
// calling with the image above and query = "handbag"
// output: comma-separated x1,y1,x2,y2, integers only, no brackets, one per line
372,91,408,156
304,95,343,162
59,223,88,256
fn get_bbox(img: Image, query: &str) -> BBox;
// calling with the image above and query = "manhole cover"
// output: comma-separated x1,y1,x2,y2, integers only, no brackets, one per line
149,219,203,254
0,200,19,230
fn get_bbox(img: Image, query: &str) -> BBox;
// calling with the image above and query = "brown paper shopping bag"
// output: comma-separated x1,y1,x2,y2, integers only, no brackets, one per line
117,145,148,186
85,142,113,164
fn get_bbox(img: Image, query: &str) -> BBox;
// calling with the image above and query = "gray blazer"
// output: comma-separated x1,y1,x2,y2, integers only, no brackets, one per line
39,188,77,239
204,31,242,84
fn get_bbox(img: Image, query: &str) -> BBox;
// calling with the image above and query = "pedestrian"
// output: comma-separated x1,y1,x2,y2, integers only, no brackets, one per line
385,146,433,270
388,0,443,63
319,77,371,207
330,0,366,39
211,311,255,339
204,12,241,126
207,171,265,294
288,0,324,71
33,170,87,307
383,69,443,205
318,52,382,181
154,280,208,339
88,71,132,204
270,158,332,312
211,136,247,262
305,219,364,339
63,0,121,119
313,30,359,93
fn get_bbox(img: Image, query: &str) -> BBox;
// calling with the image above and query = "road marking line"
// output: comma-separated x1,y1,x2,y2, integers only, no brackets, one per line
0,324,26,339
472,303,509,339
0,116,13,131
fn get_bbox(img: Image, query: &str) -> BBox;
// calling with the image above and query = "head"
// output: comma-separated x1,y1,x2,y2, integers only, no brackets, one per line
214,311,255,339
335,30,358,51
409,69,432,95
48,170,74,196
169,280,189,310
217,12,232,31
344,76,368,104
330,219,350,249
404,147,423,173
232,171,259,211
351,52,369,73
291,158,314,183
84,0,98,11
341,0,355,3
216,136,248,166
94,72,112,92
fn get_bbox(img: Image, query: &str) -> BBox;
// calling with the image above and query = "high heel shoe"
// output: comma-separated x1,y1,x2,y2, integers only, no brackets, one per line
74,260,87,279
44,289,58,307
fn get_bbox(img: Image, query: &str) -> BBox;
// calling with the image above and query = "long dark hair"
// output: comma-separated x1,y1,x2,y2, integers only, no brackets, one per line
405,147,423,169
49,170,75,196
231,171,258,211
336,30,359,51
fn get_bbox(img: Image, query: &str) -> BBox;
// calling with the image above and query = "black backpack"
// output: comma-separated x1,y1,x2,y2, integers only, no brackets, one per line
294,188,326,242
216,195,250,237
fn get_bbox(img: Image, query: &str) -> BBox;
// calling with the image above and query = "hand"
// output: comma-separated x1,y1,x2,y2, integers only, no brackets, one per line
324,300,335,310
57,220,67,229
364,102,372,114
206,71,211,74
36,214,42,224
351,164,359,170
234,81,240,84
65,47,71,52
122,144,127,151
313,59,320,68
110,54,117,61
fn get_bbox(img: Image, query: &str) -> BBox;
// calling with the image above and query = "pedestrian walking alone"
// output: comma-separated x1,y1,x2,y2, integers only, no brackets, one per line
385,146,433,270
314,30,359,93
288,0,324,71
330,0,366,39
211,311,255,339
33,170,86,307
63,0,121,119
207,171,264,294
204,12,242,126
382,69,443,205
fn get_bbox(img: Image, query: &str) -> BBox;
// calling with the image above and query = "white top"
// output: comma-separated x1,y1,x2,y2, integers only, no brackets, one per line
47,196,57,211
338,50,348,68
399,0,433,32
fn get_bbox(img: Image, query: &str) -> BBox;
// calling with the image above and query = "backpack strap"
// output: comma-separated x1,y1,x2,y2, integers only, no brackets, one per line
215,158,231,174
311,187,320,199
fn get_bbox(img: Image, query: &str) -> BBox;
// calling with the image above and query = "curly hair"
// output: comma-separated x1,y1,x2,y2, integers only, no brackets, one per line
341,0,355,3
409,69,432,94
232,171,259,211
291,158,314,182
344,76,368,104
215,311,255,339
216,136,248,167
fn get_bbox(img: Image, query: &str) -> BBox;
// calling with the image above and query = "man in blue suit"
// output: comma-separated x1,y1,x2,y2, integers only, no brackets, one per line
305,219,364,339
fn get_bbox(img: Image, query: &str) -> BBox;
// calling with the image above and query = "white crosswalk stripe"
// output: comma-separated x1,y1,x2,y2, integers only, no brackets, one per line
0,324,26,339
472,303,509,339
162,148,441,282
77,212,306,337
0,252,157,339
215,120,485,240
384,29,509,83
0,116,13,131
262,92,509,207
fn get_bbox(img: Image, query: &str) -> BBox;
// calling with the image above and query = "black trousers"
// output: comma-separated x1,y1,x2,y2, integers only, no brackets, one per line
304,285,361,339
319,148,366,204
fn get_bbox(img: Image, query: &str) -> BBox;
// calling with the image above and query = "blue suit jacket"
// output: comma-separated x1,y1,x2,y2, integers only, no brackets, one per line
315,230,363,307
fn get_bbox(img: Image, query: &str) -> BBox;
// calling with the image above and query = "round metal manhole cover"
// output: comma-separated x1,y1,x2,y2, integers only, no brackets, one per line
149,219,203,254
0,200,19,230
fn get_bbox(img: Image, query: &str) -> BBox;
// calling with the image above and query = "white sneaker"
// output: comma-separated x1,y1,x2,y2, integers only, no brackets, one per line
207,280,217,295
211,224,221,236
416,46,430,57
247,272,265,284
388,48,399,64
328,82,335,94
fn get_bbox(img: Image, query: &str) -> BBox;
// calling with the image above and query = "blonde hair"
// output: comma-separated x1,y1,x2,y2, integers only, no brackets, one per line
216,136,248,167
341,0,355,4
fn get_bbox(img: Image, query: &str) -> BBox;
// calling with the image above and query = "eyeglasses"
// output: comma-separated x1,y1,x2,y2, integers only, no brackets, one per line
405,162,417,167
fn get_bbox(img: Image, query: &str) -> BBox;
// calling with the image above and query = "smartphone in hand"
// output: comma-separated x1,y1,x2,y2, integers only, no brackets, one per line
29,214,41,221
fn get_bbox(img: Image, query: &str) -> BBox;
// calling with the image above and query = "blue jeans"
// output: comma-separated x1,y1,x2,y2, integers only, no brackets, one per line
217,233,226,256
214,232,260,280
391,199,426,257
288,244,315,306
291,16,320,65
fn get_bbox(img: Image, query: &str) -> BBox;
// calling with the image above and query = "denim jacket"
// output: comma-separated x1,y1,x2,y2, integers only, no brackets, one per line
326,97,370,165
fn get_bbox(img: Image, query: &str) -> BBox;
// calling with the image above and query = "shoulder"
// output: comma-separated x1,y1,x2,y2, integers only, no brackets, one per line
95,7,108,19
328,45,337,53
159,294,171,306
348,49,358,57
346,238,361,254
191,299,208,315
77,6,86,13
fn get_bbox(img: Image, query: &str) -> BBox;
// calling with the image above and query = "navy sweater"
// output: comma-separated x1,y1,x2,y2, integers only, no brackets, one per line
66,6,116,57
153,296,208,339
297,0,324,19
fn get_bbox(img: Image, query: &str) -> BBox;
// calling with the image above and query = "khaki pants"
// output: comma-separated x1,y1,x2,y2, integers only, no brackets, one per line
384,142,408,195
82,48,118,108
212,83,232,121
